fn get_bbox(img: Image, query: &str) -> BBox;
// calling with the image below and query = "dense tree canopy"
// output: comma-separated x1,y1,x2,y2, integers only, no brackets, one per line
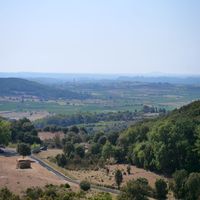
117,100,200,174
11,118,41,144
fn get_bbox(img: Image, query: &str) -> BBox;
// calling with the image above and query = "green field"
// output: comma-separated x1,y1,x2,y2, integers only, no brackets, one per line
0,81,200,115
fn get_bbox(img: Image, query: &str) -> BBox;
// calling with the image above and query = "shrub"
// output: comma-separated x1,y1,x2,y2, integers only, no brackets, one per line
89,192,112,200
118,178,151,200
115,169,123,189
127,165,131,175
56,154,67,167
17,143,31,158
155,179,168,199
80,180,91,191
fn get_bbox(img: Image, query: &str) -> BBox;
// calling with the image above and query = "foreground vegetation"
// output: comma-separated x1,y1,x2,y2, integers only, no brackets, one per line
48,101,200,175
0,184,113,200
1,100,200,199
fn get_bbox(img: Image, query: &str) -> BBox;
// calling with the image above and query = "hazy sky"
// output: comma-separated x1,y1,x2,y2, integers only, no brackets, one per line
0,0,200,74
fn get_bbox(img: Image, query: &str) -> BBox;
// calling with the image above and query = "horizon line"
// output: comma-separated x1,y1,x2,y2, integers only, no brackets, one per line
0,71,200,77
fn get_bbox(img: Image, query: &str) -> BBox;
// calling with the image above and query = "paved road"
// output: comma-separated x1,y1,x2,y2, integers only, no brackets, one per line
30,154,120,195
0,148,18,157
1,148,120,194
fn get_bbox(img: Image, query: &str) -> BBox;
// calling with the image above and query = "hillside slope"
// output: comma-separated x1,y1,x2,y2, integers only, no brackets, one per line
118,100,200,174
0,78,89,99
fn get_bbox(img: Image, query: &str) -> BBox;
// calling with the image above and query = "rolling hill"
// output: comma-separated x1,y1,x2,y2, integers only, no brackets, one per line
0,78,89,100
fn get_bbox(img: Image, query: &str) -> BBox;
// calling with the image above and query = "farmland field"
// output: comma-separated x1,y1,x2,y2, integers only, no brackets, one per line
0,81,200,118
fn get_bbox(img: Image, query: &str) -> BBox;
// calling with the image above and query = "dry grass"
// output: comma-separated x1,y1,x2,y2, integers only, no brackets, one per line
38,131,65,141
37,149,63,158
0,111,50,121
38,149,167,188
68,164,167,188
0,155,77,194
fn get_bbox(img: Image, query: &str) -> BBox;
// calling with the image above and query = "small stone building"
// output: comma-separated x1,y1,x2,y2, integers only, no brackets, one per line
16,158,31,169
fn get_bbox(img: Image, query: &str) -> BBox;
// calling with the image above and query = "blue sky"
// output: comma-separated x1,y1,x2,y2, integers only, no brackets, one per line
0,0,200,74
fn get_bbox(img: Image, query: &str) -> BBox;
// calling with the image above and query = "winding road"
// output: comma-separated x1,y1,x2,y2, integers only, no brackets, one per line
1,148,120,194
30,153,120,195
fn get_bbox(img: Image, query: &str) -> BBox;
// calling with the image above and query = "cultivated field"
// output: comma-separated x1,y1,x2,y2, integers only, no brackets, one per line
0,82,200,115
0,111,50,121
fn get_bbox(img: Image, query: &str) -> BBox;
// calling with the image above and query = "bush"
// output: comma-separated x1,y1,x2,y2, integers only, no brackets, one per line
25,187,43,199
171,169,188,199
56,154,67,167
155,179,168,199
118,178,152,200
115,169,123,189
185,173,200,200
75,145,85,158
60,183,70,189
17,143,31,157
80,180,91,191
127,165,131,175
89,192,112,200
0,187,20,200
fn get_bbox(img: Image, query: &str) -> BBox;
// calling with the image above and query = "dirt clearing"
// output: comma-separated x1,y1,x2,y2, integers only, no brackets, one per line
37,149,167,188
0,155,77,194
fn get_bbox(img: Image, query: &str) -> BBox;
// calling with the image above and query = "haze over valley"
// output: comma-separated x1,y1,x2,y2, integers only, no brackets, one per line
0,1,200,200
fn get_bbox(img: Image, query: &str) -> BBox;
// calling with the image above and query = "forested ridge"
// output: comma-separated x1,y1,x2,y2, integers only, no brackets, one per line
118,100,200,174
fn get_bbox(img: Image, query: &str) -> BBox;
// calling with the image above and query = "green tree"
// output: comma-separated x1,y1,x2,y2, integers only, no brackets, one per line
118,179,150,200
70,126,79,133
10,118,39,144
17,143,31,158
185,173,200,200
113,146,126,163
80,180,91,191
0,120,11,146
54,134,62,148
98,136,107,145
75,145,85,158
89,193,112,200
0,187,20,200
62,127,68,134
63,142,75,157
56,154,67,167
155,179,168,200
93,132,104,143
102,141,114,160
172,169,188,199
107,132,119,145
25,187,43,200
194,126,200,156
127,165,131,175
90,143,101,155
115,169,123,189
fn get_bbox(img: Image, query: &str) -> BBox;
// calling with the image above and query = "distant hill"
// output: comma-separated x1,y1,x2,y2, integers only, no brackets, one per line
1,72,200,85
117,76,200,85
0,78,89,99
